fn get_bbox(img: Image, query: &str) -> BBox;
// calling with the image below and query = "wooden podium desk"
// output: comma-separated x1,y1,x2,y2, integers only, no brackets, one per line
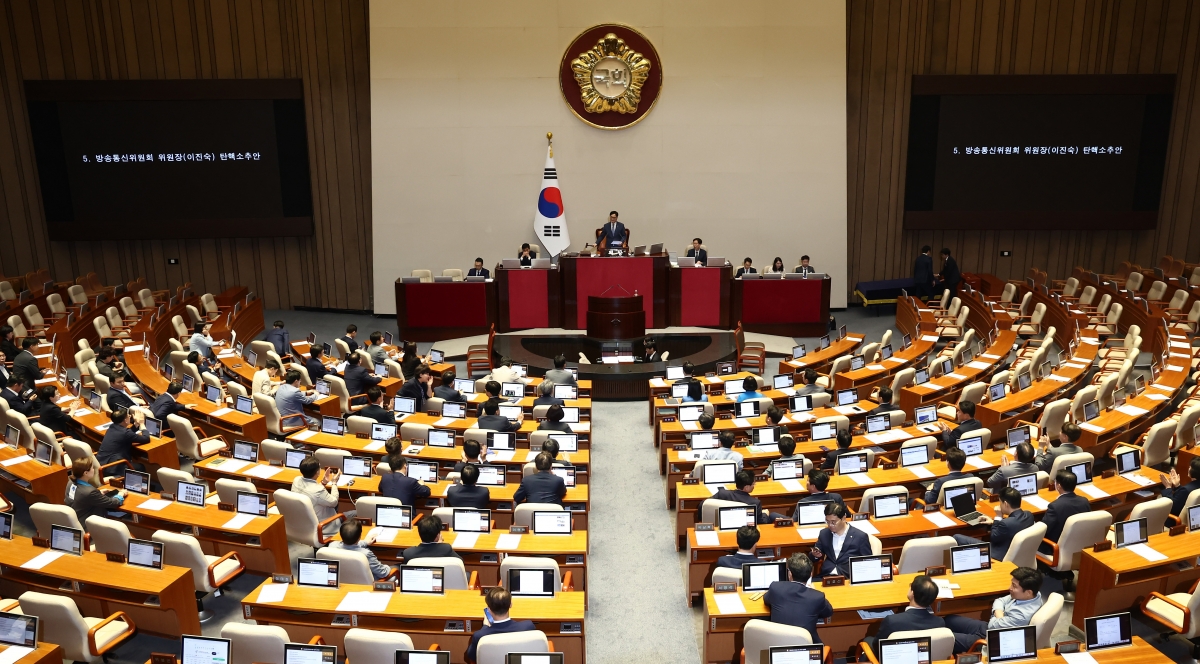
118,490,291,576
0,445,68,505
560,254,669,330
0,535,200,638
393,279,498,342
340,528,590,589
777,333,866,377
1075,529,1200,631
496,265,562,332
731,276,831,337
242,581,586,664
670,264,732,328
702,563,1015,662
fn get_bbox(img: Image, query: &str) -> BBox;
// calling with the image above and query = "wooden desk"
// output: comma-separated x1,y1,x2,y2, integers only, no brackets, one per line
404,446,590,483
0,536,200,638
702,563,1016,662
776,334,866,377
832,336,936,394
1075,529,1200,631
976,331,1099,438
242,581,586,664
69,404,180,474
931,637,1169,664
1,643,62,664
119,491,291,576
897,330,1017,419
0,444,68,505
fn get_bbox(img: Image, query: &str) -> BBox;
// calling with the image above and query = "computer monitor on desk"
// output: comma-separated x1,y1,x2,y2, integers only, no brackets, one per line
284,643,338,664
877,636,931,664
181,636,231,664
1085,612,1133,651
397,652,450,664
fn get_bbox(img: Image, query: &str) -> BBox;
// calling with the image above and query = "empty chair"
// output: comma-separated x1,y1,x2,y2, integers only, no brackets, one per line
315,447,350,469
411,269,433,283
1114,497,1173,540
158,468,203,496
1013,303,1046,336
221,623,289,664
499,556,572,592
30,503,84,539
166,414,227,460
442,268,464,281
405,556,473,590
896,536,957,574
1141,577,1200,645
153,530,245,621
343,628,417,664
740,619,813,664
860,486,910,516
346,415,374,435
355,496,402,523
514,502,565,528
84,516,130,555
259,439,292,463
1002,522,1047,569
17,591,136,663
214,478,260,505
1132,422,1174,468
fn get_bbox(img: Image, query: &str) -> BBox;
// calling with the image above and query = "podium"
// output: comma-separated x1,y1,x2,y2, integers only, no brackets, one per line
586,294,645,339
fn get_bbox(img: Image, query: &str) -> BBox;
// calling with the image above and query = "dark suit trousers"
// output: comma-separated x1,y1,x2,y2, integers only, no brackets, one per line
944,615,989,653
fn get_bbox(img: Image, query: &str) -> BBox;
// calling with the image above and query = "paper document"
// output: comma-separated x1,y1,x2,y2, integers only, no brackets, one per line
713,593,747,615
682,421,699,431
908,466,935,479
1116,405,1149,417
797,527,823,540
791,413,815,423
916,383,945,393
1126,543,1168,562
732,418,752,428
432,417,455,427
452,533,480,549
867,364,886,371
778,387,796,397
1063,362,1090,369
849,473,876,486
1080,338,1100,345
489,450,515,462
371,527,399,543
1060,652,1100,664
55,395,74,404
885,357,904,364
945,372,968,380
20,551,64,570
964,456,994,469
779,479,803,493
924,511,958,528
214,459,251,474
122,344,144,352
1170,340,1190,349
0,456,31,467
292,429,318,441
921,335,940,342
0,647,34,664
72,409,92,417
1045,374,1070,382
865,430,911,445
222,513,256,530
1078,422,1104,433
694,531,720,547
1024,496,1049,510
650,378,666,388
707,376,723,383
137,499,172,511
834,405,863,415
256,584,288,603
245,465,283,479
787,360,805,368
569,423,590,433
1077,484,1110,499
982,354,1001,359
33,378,54,385
850,520,880,535
967,361,992,370
1121,473,1154,487
496,534,522,550
336,591,392,613
364,441,385,451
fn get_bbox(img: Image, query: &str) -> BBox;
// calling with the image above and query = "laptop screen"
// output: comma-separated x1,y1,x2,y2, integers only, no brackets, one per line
1113,518,1147,548
1085,612,1133,651
342,456,372,478
297,558,339,588
724,379,746,395
452,509,491,533
717,362,736,375
914,405,937,424
914,369,929,385
872,494,908,519
772,374,794,390
398,652,450,664
178,480,207,507
900,445,929,467
0,612,36,649
866,414,890,433
376,505,412,529
989,383,1007,402
1008,473,1038,497
796,501,831,526
811,422,836,441
717,505,756,530
314,380,330,396
428,429,456,447
957,436,983,456
1082,399,1100,422
1065,461,1092,485
679,405,703,422
548,433,577,452
848,554,893,584
792,345,806,359
836,389,858,406
1114,448,1141,475
320,416,343,435
507,568,556,597
878,637,931,664
233,440,259,462
454,378,475,393
742,561,786,591
50,524,83,555
770,460,801,480
144,416,162,437
790,395,813,412
488,431,514,450
499,404,524,420
1188,504,1200,532
559,407,580,423
442,402,466,419
738,401,760,418
670,383,689,398
127,538,164,569
285,449,311,469
393,396,416,414
950,543,991,573
0,513,11,540
818,335,830,350
1015,371,1031,391
837,453,869,475
769,645,823,664
532,511,572,535
475,465,505,486
554,384,577,400
3,425,18,448
986,626,1037,662
181,636,231,664
407,461,437,482
689,432,719,450
236,491,269,516
284,644,338,664
124,469,150,495
666,366,685,380
372,423,397,441
949,490,979,518
501,382,524,397
701,463,737,485
181,373,193,392
204,385,221,403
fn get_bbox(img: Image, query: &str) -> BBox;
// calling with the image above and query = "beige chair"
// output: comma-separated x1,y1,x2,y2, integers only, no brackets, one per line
1069,385,1098,422
1036,511,1112,576
346,415,375,435
1002,521,1047,569
400,422,432,442
1112,497,1173,540
711,567,741,587
171,315,190,340
411,269,433,283
896,536,957,574
316,448,350,469
0,282,18,303
17,591,135,663
514,503,565,528
1125,271,1145,293
1013,303,1046,336
317,547,386,584
932,476,984,506
273,488,345,548
200,293,221,319
741,619,812,664
1142,577,1200,643
499,556,572,592
699,498,747,524
6,411,35,452
253,393,306,437
935,307,969,338
157,468,205,497
475,630,549,664
343,628,417,663
166,414,227,460
61,439,105,487
860,486,910,516
442,268,464,281
214,478,260,506
221,623,290,664
355,496,402,523
30,503,84,539
84,516,130,555
1087,302,1123,337
405,557,473,589
22,304,49,335
814,414,849,433
1174,405,1200,451
324,374,364,415
1130,422,1175,468
690,460,739,482
31,424,65,465
46,292,68,318
816,356,851,388
67,284,88,306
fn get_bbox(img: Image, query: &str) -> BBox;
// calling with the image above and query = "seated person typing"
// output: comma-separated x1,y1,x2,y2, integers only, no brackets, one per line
941,400,982,451
767,435,805,478
467,257,490,279
701,431,743,471
477,398,523,432
923,447,973,505
358,386,394,426
811,503,873,578
734,257,757,278
402,514,459,562
330,520,390,580
465,587,535,664
342,354,381,405
943,567,1044,653
764,553,833,643
796,255,815,275
820,429,855,470
953,487,1035,560
447,463,491,509
434,370,467,403
275,369,318,429
533,380,564,408
379,454,432,507
539,438,570,467
717,525,763,569
537,405,572,433
398,363,434,413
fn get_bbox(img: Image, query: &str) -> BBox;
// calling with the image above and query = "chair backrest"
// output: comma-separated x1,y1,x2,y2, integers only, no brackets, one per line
7,411,35,452
691,460,738,481
259,439,292,463
1070,386,1098,422
1037,399,1071,439
201,292,219,315
1128,497,1173,535
344,628,415,663
84,515,130,555
498,556,563,591
1147,280,1168,301
1003,521,1047,569
889,368,915,398
711,567,741,587
1106,302,1123,325
1096,373,1119,410
958,382,987,406
827,355,851,377
406,556,469,589
220,623,290,664
1174,405,1200,450
16,592,92,662
346,415,374,435
154,530,224,592
860,486,909,515
252,394,288,436
324,374,352,414
61,438,101,486
1139,422,1175,467
900,436,937,460
935,477,984,505
355,496,402,523
896,536,958,574
475,630,549,664
215,478,260,505
156,468,198,496
172,315,189,338
315,448,350,469
400,422,431,442
167,414,203,460
889,628,956,661
333,338,350,360
30,503,83,537
67,284,87,305
700,498,746,524
31,424,64,465
514,502,564,528
272,489,321,548
742,619,812,664
186,304,202,325
317,547,375,584
1126,271,1144,292
1047,452,1094,482
1050,511,1113,571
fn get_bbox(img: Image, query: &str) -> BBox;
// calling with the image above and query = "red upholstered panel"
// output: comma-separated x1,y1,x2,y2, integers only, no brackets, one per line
404,283,488,328
680,268,723,327
740,280,823,323
575,258,656,328
507,270,549,329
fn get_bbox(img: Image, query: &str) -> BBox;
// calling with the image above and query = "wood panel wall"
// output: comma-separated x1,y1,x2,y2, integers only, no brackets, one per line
0,0,372,311
848,0,1200,289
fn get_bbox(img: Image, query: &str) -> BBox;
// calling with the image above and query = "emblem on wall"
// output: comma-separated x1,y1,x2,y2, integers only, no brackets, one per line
559,25,662,130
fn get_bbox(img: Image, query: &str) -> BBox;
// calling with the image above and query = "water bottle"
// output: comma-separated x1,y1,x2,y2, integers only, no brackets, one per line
634,289,639,297
981,642,989,663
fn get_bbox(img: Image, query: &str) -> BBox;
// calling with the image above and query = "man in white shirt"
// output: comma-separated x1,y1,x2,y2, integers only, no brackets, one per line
701,431,743,471
188,322,222,367
942,567,1045,653
487,357,530,385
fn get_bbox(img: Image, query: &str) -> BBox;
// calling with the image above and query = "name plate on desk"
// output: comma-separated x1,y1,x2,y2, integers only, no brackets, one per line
373,581,396,592
1171,524,1187,537
673,444,688,451
1054,642,1082,655
955,655,982,664
851,512,869,521
106,552,127,564
355,517,372,525
821,575,846,587
881,462,898,470
924,565,946,577
561,622,582,634
268,460,282,467
1092,540,1113,552
509,525,529,534
695,523,714,532
159,492,175,502
218,450,232,457
923,504,942,513
31,537,48,548
272,574,293,584
217,503,234,512
683,478,699,485
356,432,369,439
714,582,738,593
1101,469,1115,479
152,654,177,664
773,518,794,527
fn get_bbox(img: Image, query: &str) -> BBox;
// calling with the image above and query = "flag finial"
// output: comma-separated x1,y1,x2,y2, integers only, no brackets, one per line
547,132,553,157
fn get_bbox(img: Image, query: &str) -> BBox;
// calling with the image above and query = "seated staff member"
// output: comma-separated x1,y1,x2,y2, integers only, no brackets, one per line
65,458,126,526
537,405,572,433
1,376,34,415
734,258,757,278
685,238,708,265
330,520,390,580
106,375,138,412
518,243,538,266
379,454,431,506
943,567,1043,653
682,380,708,403
306,345,330,383
796,369,824,396
953,487,1035,560
863,575,944,652
941,400,982,451
36,385,77,437
641,338,660,363
98,408,149,476
400,341,425,380
465,587,536,664
923,447,973,505
477,398,523,432
453,440,486,473
545,354,576,386
275,370,318,428
150,381,193,421
1034,422,1083,473
339,324,360,355
717,525,765,569
986,442,1039,490
766,257,786,274
467,258,490,279
447,463,491,509
398,363,434,413
709,470,789,524
736,376,763,402
1039,469,1090,554
358,386,394,426
867,387,900,416
291,456,351,537
264,320,291,359
796,255,815,275
402,514,460,562
764,553,833,643
701,431,743,471
811,503,873,578
1163,457,1200,518
434,370,466,403
820,429,856,470
343,353,381,405
532,381,563,408
513,452,566,506
488,356,530,386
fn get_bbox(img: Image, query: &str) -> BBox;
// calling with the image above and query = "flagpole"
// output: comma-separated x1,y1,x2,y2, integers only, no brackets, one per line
547,131,553,157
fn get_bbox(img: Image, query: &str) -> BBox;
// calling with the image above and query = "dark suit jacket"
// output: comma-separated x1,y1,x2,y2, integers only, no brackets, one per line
514,471,566,505
344,365,381,398
924,470,973,504
734,267,758,278
518,253,536,267
358,404,395,426
1,388,33,415
106,389,136,412
989,508,1036,560
794,492,845,520
339,335,359,354
877,607,945,640
97,424,149,470
940,256,961,288
37,399,76,436
264,328,291,357
987,461,1040,490
465,619,536,663
1041,492,1091,544
477,414,518,432
434,385,465,403
716,551,759,569
379,472,431,506
150,394,187,422
866,403,901,417
1165,479,1200,517
66,481,124,525
686,248,708,264
401,541,459,562
796,265,816,275
821,447,857,470
814,526,873,577
399,378,429,413
914,253,934,285
944,419,983,450
467,268,490,279
711,487,771,525
763,581,833,643
598,221,626,246
305,357,329,383
447,484,491,509
537,421,572,433
533,396,564,408
0,339,19,361
12,351,40,382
